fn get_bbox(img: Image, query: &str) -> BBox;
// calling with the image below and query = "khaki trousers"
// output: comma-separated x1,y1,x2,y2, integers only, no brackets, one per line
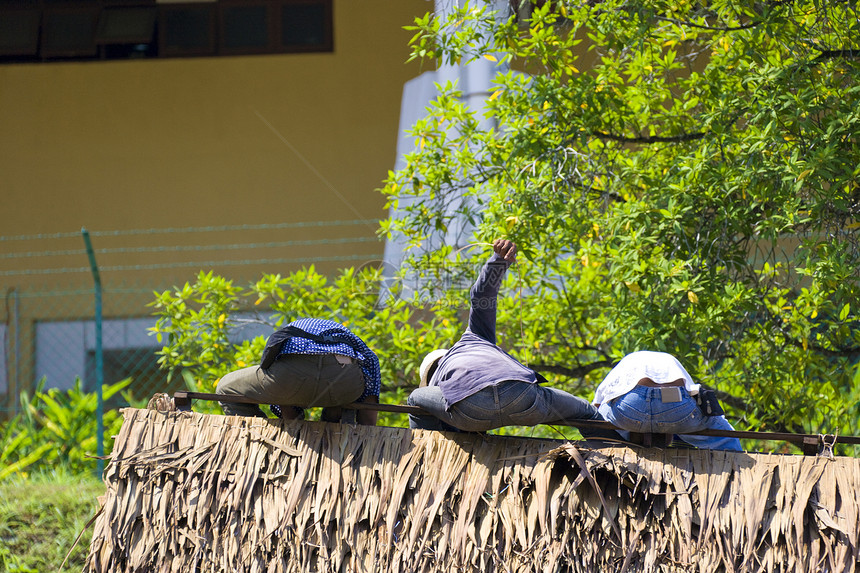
216,354,365,417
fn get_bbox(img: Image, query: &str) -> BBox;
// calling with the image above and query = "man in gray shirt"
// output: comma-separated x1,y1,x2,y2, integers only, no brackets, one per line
408,239,617,439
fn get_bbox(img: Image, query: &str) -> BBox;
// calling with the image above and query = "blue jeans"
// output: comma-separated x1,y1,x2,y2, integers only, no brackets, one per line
408,381,620,440
598,386,742,451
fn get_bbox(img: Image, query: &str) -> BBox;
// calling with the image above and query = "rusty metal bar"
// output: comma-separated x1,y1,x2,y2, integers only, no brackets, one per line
173,391,859,454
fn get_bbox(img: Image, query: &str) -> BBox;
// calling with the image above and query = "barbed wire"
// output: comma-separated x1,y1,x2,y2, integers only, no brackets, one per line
0,219,374,242
0,236,379,260
0,254,376,277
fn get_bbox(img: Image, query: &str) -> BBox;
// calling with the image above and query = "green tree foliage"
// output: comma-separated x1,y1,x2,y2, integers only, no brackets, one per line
149,268,461,424
382,0,860,437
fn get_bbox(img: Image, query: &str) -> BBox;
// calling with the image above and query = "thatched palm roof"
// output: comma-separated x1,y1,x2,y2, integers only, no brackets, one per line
84,409,860,572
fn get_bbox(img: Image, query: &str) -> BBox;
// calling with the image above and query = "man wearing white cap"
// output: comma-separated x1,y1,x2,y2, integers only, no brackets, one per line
408,239,617,440
593,350,742,450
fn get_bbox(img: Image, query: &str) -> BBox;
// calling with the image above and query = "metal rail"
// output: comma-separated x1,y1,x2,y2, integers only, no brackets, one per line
173,391,857,456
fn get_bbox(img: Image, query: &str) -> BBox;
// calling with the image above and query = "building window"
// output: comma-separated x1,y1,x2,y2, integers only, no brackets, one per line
95,5,157,58
280,0,329,52
159,3,217,57
41,4,100,58
0,8,41,56
0,0,332,63
219,1,270,54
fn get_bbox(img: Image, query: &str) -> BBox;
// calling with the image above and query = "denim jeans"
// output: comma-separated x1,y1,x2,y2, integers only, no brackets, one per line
408,381,619,440
216,354,365,418
598,385,742,451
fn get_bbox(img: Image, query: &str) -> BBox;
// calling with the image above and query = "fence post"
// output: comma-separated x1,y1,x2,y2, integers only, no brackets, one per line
82,228,105,478
12,288,19,415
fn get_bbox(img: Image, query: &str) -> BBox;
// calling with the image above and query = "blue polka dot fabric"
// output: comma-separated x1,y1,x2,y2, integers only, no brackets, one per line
278,317,381,399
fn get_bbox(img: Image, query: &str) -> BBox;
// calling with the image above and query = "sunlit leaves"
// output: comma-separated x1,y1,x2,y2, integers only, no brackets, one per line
0,378,134,479
382,0,860,441
148,266,463,425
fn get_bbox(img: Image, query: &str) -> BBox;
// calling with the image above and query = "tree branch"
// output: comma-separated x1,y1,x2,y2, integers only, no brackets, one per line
814,49,860,62
654,16,760,32
792,339,860,360
593,131,708,144
531,359,615,379
703,385,753,414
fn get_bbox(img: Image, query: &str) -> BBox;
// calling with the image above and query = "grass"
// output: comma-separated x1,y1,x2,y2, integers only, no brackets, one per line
0,471,106,573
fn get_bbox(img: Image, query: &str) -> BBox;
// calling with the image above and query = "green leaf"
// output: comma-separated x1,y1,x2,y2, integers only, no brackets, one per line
0,444,53,480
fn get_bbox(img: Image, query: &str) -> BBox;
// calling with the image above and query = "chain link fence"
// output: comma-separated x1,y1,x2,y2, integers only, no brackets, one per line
1,283,173,416
0,221,384,419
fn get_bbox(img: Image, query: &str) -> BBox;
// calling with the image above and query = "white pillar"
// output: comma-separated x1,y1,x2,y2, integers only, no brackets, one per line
381,0,508,303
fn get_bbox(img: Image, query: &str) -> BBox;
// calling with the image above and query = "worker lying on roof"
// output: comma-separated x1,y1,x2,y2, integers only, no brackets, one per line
593,351,742,451
408,239,620,441
216,318,380,425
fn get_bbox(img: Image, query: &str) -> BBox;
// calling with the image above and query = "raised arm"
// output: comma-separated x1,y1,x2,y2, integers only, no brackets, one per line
467,239,517,344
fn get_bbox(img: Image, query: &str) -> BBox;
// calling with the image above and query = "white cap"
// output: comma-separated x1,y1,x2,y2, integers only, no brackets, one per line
419,349,448,387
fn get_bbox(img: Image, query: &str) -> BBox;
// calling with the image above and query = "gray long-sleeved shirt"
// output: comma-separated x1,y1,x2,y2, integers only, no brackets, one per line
429,253,538,407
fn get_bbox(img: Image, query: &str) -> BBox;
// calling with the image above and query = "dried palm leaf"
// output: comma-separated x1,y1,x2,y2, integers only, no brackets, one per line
83,409,860,573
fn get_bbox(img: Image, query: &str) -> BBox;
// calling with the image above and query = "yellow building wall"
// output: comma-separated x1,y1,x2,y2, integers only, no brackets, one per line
0,0,432,408
0,0,430,288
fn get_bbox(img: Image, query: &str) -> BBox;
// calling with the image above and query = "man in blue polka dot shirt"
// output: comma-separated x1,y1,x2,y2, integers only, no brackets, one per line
216,318,381,425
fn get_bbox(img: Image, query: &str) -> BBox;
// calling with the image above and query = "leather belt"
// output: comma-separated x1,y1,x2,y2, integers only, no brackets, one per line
637,378,685,388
